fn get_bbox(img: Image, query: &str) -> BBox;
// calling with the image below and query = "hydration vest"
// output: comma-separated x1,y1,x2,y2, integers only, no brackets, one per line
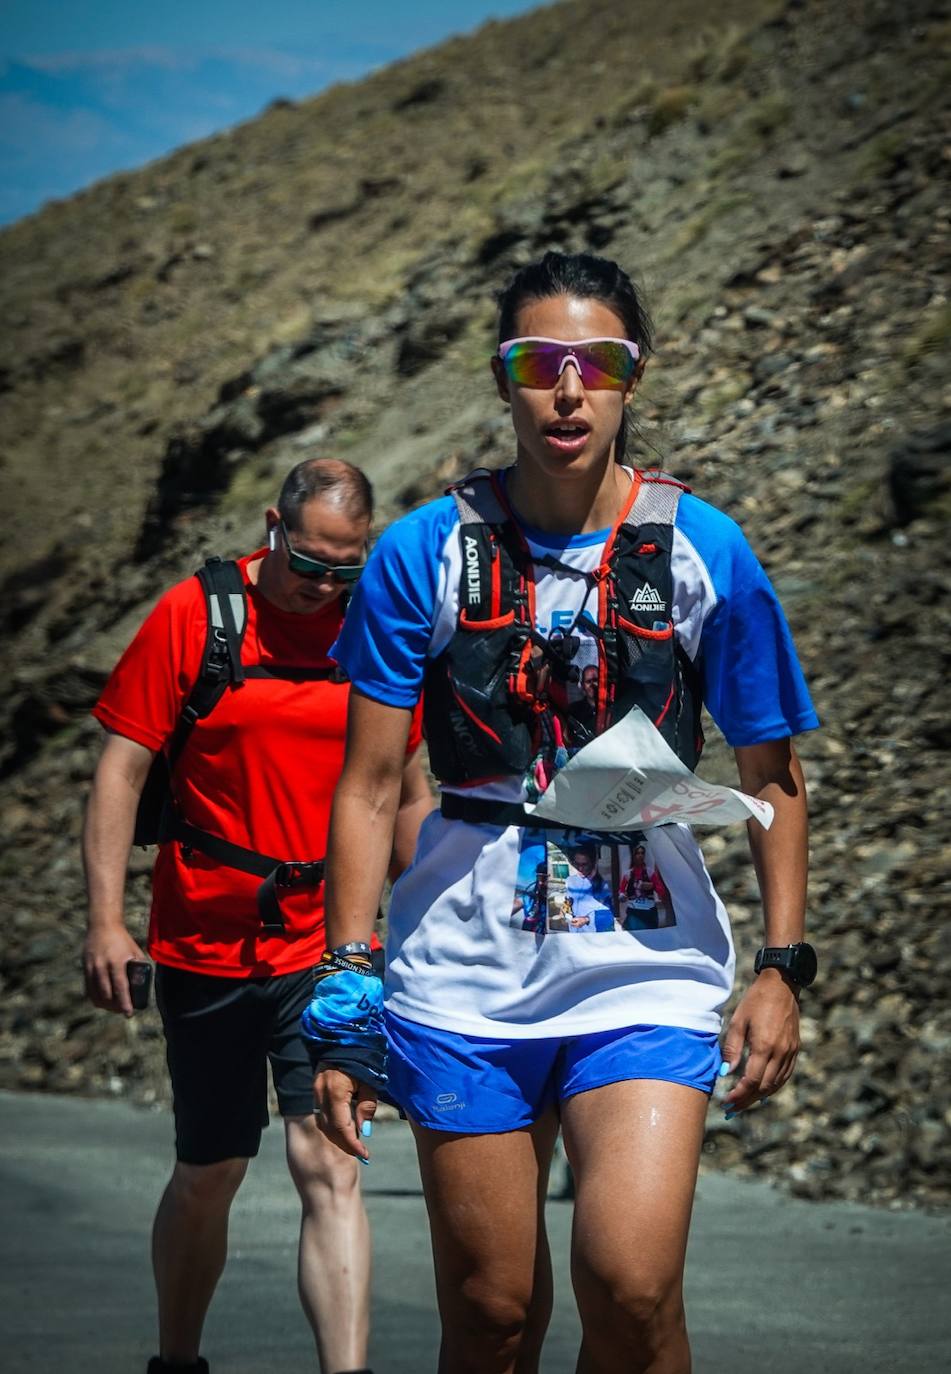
422,468,704,791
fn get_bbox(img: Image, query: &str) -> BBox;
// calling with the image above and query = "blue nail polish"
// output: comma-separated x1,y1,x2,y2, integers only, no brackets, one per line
759,1098,770,1107
724,1111,736,1121
718,1060,731,1077
359,1155,370,1166
361,1120,373,1138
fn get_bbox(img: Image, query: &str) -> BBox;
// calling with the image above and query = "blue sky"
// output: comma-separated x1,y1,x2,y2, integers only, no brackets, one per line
0,1,551,226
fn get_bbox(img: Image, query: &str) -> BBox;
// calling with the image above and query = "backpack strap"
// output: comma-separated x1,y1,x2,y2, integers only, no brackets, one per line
448,468,528,628
200,555,246,684
242,664,340,682
448,467,543,697
166,557,248,773
621,469,689,530
136,558,248,848
163,814,325,934
448,467,511,526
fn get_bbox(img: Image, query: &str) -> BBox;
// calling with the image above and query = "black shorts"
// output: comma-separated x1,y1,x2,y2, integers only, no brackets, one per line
155,963,318,1166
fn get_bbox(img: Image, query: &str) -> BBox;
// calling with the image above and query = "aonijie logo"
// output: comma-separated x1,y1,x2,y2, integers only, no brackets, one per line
631,584,666,613
463,535,481,605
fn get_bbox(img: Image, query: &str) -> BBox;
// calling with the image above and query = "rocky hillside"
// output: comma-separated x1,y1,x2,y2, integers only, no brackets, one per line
1,0,949,1208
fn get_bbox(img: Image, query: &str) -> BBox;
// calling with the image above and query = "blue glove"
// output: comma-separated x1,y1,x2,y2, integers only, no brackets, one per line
301,953,387,1090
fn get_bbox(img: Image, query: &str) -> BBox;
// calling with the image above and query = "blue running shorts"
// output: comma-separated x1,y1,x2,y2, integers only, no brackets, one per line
385,1009,721,1132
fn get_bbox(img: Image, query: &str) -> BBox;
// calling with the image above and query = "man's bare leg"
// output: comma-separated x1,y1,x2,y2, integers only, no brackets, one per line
152,1157,249,1363
285,1115,370,1373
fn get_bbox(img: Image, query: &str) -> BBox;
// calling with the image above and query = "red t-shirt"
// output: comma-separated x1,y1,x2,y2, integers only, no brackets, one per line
94,550,421,977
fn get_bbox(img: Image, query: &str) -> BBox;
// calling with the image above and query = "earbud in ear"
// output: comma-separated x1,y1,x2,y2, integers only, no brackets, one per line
268,527,278,551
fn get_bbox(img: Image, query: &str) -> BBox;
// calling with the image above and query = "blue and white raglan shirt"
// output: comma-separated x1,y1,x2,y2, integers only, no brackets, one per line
332,473,819,1039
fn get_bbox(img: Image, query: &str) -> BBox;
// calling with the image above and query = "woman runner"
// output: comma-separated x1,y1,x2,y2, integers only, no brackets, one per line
620,841,673,930
309,251,819,1374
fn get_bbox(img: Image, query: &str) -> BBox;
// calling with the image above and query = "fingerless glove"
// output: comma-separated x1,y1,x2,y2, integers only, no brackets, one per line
300,949,387,1090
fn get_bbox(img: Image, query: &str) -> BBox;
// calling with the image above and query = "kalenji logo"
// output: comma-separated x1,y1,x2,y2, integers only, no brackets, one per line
464,535,481,606
434,1091,465,1112
631,584,666,612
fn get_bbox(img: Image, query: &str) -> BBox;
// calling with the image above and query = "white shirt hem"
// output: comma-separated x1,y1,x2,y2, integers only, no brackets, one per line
384,992,723,1039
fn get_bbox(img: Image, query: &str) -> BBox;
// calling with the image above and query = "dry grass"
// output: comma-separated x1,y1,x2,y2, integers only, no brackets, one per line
647,85,699,136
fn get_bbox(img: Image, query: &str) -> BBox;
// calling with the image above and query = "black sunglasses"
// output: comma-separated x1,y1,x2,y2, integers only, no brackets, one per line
280,521,365,584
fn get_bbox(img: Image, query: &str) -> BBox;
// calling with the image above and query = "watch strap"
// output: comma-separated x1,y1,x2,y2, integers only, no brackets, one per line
756,947,796,972
754,942,816,987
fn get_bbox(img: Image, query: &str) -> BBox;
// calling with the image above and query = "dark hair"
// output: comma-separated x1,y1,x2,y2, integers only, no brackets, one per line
497,251,653,464
569,843,598,866
277,458,373,530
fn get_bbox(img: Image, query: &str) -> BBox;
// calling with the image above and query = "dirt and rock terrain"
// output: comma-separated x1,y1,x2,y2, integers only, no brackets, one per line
1,0,949,1208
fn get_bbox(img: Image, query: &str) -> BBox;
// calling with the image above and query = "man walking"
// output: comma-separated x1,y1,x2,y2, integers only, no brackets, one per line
82,458,431,1374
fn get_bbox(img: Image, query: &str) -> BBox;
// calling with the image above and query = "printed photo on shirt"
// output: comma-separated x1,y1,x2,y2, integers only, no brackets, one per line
546,838,618,932
510,835,549,932
511,833,622,934
511,832,677,934
618,841,676,930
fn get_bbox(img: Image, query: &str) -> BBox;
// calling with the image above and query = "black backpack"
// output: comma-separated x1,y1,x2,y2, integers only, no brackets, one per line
132,556,336,934
133,557,248,847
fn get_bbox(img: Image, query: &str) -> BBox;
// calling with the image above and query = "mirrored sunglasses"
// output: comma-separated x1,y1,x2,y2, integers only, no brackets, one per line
280,521,365,584
497,336,640,390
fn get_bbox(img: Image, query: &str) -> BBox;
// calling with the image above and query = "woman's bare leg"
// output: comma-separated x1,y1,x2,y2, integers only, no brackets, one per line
411,1108,560,1374
562,1079,708,1374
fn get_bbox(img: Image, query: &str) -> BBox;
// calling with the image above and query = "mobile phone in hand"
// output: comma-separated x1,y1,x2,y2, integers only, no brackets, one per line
126,959,153,1011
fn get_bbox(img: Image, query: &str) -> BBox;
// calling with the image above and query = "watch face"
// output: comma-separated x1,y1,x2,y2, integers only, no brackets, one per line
792,943,818,987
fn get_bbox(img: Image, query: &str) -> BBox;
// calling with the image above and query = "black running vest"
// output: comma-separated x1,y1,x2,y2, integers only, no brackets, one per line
422,468,704,786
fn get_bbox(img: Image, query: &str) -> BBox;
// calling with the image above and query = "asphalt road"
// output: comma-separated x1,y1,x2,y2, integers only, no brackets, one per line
1,1090,948,1373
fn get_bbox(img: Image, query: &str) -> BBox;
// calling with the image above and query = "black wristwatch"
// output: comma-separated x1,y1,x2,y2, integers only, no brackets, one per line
754,942,817,989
